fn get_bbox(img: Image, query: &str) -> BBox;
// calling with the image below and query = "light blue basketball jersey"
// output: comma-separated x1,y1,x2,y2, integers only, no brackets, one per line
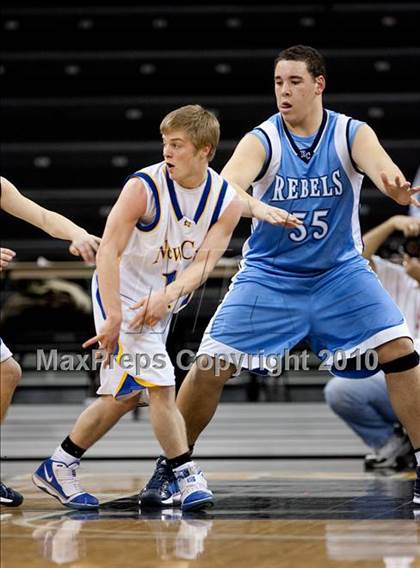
244,109,365,275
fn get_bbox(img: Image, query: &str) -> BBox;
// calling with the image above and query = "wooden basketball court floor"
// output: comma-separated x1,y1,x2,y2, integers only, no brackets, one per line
1,404,419,567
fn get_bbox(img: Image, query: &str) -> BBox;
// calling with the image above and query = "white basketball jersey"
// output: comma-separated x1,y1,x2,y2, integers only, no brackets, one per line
373,255,420,341
117,161,235,327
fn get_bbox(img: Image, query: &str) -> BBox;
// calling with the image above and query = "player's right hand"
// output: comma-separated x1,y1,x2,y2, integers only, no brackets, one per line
251,202,302,228
69,234,101,265
0,248,16,269
82,317,121,367
381,173,420,207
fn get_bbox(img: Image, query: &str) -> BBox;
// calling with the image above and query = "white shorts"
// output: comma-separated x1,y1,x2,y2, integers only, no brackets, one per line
1,337,13,363
92,276,175,399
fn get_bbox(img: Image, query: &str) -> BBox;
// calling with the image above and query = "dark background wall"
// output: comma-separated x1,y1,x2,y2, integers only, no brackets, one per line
2,0,419,259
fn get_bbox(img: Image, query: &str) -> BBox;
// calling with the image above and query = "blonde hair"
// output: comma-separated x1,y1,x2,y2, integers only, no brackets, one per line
160,105,220,162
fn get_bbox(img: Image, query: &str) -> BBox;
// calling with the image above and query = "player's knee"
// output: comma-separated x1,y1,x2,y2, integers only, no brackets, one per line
1,358,22,389
100,394,139,415
192,357,234,386
377,337,414,363
324,378,358,416
377,338,419,374
148,385,176,405
117,395,141,412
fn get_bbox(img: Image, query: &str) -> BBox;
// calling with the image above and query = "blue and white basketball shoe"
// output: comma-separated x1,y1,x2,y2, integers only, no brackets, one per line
139,456,181,507
174,462,214,512
32,458,99,510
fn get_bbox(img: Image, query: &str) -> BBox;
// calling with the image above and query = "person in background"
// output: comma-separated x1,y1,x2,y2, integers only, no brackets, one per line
325,215,420,469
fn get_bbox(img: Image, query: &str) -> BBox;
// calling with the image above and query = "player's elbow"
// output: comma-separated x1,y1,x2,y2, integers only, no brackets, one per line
96,240,120,267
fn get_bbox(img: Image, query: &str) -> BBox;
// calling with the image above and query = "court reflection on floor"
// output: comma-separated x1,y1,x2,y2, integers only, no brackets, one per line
2,510,420,568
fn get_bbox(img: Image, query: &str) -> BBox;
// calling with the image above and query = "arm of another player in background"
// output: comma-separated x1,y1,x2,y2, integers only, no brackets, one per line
83,177,148,361
129,197,242,328
221,135,301,228
363,216,420,262
0,248,16,270
0,176,100,263
351,125,420,207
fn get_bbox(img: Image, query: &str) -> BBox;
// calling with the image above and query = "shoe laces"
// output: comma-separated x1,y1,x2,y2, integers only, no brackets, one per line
175,464,208,490
147,459,175,490
55,462,83,496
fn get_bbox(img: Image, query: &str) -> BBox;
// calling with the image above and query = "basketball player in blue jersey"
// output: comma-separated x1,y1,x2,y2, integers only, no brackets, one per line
141,46,420,508
0,176,100,507
33,105,290,511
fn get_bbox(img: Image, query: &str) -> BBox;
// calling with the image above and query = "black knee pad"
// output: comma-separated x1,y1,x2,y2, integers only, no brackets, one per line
381,351,419,374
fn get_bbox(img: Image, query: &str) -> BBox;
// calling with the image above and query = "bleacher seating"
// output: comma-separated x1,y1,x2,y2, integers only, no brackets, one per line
1,1,419,253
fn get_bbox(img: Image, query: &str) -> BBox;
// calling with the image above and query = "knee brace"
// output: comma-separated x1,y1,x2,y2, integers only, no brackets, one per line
381,351,419,374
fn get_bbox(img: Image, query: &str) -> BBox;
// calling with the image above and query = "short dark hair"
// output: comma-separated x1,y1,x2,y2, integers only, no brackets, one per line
275,45,326,80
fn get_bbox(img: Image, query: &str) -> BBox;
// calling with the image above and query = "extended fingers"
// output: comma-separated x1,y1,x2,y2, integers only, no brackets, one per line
130,298,147,310
69,245,80,257
129,313,145,330
90,236,101,250
70,236,100,264
129,310,159,330
380,172,390,187
80,244,96,264
70,243,94,263
268,211,301,227
0,248,16,268
82,334,101,349
1,248,16,258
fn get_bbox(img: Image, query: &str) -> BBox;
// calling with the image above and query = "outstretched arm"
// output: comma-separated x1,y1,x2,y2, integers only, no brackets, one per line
221,134,301,228
129,197,242,328
0,176,100,263
351,125,420,207
82,177,148,362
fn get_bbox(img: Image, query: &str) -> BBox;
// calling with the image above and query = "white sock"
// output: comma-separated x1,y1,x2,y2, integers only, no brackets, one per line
51,445,79,466
415,449,420,466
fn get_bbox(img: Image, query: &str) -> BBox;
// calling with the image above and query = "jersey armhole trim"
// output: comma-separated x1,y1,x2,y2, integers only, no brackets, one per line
129,172,161,232
209,179,228,228
346,119,364,175
252,128,272,183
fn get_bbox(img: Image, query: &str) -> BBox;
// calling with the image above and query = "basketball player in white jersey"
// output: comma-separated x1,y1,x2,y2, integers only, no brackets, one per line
32,106,289,511
0,176,100,507
142,46,420,508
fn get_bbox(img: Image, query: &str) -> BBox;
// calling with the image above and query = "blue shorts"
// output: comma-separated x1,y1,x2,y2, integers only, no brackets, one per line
197,257,411,377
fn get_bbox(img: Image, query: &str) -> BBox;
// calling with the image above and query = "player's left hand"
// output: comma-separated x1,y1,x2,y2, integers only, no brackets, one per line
251,201,303,228
0,247,16,270
128,290,170,329
82,316,121,367
69,233,101,264
381,173,420,207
